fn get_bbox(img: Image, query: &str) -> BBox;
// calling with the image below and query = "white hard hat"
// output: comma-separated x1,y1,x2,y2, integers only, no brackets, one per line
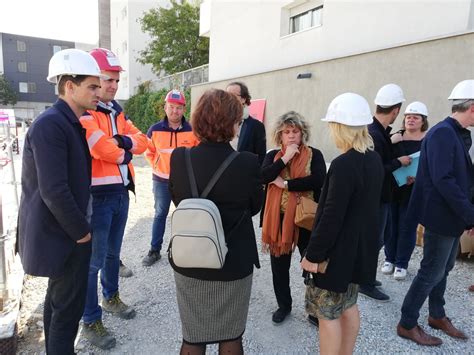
374,83,405,107
448,80,474,100
322,93,373,126
404,101,428,116
47,48,107,84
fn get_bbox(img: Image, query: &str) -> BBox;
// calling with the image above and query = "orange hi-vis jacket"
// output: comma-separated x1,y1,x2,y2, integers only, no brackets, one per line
81,101,148,193
146,116,198,181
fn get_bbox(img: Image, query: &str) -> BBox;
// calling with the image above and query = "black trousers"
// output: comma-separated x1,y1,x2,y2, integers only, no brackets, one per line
270,228,311,311
44,242,91,355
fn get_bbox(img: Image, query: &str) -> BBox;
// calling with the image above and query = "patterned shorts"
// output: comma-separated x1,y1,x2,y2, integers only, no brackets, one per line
305,283,359,321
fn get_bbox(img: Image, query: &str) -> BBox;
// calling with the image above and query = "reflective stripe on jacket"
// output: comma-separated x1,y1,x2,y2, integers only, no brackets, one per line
82,101,147,192
146,117,199,181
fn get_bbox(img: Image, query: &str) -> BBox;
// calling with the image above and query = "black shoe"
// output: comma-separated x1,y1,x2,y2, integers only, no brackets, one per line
373,280,382,287
359,285,390,301
272,308,291,324
308,315,319,327
142,250,161,267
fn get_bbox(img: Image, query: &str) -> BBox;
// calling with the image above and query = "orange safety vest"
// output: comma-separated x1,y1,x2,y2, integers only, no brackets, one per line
81,101,148,192
146,117,199,180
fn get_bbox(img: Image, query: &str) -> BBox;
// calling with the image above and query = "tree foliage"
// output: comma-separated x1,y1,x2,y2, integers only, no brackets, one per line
138,0,209,75
124,84,191,134
0,74,18,106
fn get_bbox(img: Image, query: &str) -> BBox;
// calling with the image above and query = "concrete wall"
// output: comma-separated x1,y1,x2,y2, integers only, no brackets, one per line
191,33,474,161
203,0,474,82
99,0,112,49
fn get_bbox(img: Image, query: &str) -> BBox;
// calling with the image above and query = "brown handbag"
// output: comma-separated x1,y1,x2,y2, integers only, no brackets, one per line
294,194,318,231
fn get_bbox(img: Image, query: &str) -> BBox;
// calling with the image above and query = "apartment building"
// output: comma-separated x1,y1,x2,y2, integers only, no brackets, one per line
195,0,474,158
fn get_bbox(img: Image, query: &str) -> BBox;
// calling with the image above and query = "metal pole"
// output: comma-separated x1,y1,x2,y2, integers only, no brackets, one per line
5,124,19,208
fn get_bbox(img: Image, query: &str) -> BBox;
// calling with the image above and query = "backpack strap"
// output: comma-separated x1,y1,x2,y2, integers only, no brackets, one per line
185,148,199,198
201,151,239,198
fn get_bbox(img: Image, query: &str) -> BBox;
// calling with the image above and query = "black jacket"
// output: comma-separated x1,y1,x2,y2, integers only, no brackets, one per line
305,149,384,292
18,99,92,277
168,142,263,281
237,116,266,166
368,118,401,202
260,147,326,227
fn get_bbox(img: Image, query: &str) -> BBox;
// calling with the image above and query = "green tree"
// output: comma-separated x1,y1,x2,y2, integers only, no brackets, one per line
138,0,209,75
124,86,191,133
0,74,18,106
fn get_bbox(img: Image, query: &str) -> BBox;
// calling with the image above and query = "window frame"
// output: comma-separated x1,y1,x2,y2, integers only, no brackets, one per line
289,5,323,34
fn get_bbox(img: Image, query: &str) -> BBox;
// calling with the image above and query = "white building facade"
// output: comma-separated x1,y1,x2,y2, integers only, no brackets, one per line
111,0,168,100
195,0,474,158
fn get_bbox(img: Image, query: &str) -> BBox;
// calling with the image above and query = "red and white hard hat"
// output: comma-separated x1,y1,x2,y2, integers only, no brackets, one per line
89,48,124,72
165,90,186,105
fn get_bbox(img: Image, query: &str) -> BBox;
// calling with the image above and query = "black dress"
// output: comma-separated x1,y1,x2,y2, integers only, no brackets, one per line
305,149,384,293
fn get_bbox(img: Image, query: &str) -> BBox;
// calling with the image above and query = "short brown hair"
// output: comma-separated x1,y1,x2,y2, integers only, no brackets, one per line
227,81,251,106
192,89,243,143
57,75,88,95
375,103,402,115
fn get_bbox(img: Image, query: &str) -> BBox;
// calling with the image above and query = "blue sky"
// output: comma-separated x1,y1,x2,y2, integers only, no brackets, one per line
0,0,99,44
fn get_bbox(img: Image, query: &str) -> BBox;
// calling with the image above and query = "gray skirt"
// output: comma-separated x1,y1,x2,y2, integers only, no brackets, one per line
174,272,253,344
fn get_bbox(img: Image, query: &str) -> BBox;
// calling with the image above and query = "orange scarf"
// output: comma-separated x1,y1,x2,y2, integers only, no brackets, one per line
262,145,311,256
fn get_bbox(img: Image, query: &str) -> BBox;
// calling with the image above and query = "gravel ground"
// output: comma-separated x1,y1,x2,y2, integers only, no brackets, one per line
17,156,474,354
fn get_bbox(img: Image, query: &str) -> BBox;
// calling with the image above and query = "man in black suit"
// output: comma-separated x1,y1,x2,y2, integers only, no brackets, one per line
226,82,266,165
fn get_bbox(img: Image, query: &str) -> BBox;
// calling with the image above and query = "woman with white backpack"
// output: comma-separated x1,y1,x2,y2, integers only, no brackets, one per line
168,89,263,355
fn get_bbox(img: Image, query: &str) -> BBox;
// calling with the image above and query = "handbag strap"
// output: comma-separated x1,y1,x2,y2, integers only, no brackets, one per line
185,148,239,199
185,148,199,198
201,151,239,198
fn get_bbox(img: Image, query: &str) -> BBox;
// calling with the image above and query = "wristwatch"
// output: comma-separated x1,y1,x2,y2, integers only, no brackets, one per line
284,180,288,189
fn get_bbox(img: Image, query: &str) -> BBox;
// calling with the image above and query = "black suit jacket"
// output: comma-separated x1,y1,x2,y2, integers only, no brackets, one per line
305,149,384,292
238,116,266,165
169,142,263,281
18,99,92,277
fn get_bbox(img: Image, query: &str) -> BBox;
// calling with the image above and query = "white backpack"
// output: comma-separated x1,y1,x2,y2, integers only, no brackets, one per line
169,149,239,269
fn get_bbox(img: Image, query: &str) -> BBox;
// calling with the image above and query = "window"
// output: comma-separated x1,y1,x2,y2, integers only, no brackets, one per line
19,82,28,93
18,62,27,72
53,45,68,54
17,40,26,52
19,82,36,93
290,6,323,33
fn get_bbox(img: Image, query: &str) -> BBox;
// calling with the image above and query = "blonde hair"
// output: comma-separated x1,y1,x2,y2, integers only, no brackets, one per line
273,111,310,146
329,122,374,153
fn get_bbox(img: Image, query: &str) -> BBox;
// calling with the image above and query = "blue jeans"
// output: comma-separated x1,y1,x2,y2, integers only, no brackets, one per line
400,229,460,329
83,192,129,324
151,179,172,252
384,202,417,269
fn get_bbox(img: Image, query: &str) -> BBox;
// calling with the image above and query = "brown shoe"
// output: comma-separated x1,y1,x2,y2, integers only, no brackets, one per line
469,285,474,292
428,316,469,340
397,323,442,346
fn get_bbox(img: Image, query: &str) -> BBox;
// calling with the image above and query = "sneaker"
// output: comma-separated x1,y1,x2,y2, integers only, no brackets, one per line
82,320,116,350
381,261,394,274
272,308,291,324
119,260,133,278
308,314,319,327
101,293,136,319
359,285,390,301
142,250,161,266
394,267,407,280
